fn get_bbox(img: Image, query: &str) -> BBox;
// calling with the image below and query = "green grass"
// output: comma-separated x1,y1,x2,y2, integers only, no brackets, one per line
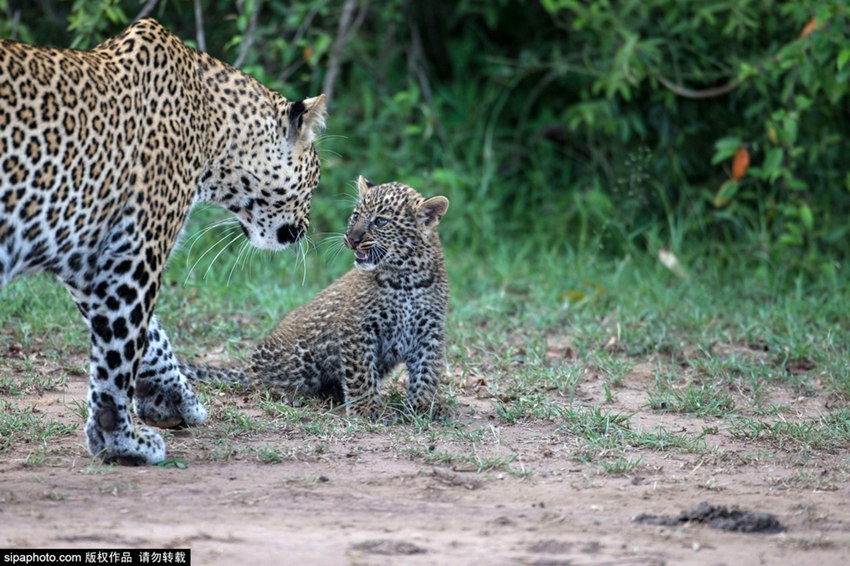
729,410,850,451
1,199,849,475
0,366,70,396
647,383,737,418
560,406,710,475
0,400,79,453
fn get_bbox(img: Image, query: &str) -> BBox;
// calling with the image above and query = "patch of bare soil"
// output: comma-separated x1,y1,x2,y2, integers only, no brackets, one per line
2,354,850,565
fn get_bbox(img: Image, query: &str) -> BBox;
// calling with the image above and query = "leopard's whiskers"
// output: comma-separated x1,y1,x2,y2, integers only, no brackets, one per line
371,243,389,265
183,226,241,284
238,244,260,280
339,189,360,207
182,216,239,264
313,134,345,159
293,234,316,286
315,232,344,248
203,231,243,280
319,233,348,264
226,238,251,285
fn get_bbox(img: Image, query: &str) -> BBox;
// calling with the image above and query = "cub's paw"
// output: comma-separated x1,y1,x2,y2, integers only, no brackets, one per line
415,400,454,421
85,404,166,466
345,398,384,421
407,392,452,421
134,372,208,429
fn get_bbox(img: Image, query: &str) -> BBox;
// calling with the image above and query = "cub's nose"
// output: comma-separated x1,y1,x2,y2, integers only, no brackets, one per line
345,234,362,249
345,226,366,249
276,223,304,245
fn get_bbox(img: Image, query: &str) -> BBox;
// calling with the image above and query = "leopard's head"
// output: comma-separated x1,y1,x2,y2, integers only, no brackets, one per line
344,176,449,272
200,91,327,251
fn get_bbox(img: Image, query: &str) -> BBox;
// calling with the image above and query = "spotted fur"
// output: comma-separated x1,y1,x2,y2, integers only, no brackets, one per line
0,19,326,464
183,177,449,418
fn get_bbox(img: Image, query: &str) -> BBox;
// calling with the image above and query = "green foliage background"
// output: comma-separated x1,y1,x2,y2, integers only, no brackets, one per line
2,1,850,465
2,0,848,274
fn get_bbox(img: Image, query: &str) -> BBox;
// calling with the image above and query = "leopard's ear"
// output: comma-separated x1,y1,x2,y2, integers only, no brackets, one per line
417,196,449,228
357,176,376,198
287,94,327,145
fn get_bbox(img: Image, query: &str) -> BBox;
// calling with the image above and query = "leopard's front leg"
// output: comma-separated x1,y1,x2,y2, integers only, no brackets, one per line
132,315,208,429
76,266,166,465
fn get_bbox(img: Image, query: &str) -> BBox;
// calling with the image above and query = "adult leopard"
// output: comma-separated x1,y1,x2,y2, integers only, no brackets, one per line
0,18,326,465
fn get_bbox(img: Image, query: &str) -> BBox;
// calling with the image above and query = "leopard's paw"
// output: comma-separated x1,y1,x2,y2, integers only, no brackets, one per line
85,403,166,466
134,372,208,429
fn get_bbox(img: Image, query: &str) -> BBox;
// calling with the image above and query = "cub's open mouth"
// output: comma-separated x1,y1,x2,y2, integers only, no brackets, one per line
355,250,369,263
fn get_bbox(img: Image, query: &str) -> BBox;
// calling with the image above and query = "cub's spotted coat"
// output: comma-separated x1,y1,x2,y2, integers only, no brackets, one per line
0,19,326,464
183,178,449,418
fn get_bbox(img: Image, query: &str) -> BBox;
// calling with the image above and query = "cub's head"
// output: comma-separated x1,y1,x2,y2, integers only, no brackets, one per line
201,91,326,251
344,176,449,272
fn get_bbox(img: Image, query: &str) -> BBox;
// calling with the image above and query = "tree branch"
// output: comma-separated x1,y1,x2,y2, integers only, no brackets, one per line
134,0,159,22
655,74,741,99
194,0,206,52
34,0,71,43
275,2,323,84
7,4,19,40
323,0,365,104
408,18,448,148
233,0,262,68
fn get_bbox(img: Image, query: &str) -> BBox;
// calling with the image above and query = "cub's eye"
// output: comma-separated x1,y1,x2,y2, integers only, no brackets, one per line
373,217,389,227
350,212,360,223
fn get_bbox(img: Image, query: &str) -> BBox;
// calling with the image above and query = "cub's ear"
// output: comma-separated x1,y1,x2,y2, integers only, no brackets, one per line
417,196,449,227
357,175,376,198
286,93,327,145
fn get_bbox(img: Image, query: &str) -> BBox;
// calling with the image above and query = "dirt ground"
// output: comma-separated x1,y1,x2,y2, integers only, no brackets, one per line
2,353,850,565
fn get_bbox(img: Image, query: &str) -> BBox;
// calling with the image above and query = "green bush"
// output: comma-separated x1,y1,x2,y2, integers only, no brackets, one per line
2,0,848,273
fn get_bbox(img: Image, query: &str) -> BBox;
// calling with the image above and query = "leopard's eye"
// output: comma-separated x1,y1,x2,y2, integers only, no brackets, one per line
350,212,360,223
373,217,389,228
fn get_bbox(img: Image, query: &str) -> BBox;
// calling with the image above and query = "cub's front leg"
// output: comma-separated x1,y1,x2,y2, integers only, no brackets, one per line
404,328,446,418
340,337,384,419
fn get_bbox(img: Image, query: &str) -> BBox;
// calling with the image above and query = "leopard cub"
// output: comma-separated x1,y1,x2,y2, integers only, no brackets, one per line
184,177,450,418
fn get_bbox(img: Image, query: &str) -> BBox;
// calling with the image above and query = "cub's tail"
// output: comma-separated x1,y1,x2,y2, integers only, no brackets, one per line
180,361,252,387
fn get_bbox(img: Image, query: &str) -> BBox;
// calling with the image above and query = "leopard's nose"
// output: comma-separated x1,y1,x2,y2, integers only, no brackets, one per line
276,223,304,245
